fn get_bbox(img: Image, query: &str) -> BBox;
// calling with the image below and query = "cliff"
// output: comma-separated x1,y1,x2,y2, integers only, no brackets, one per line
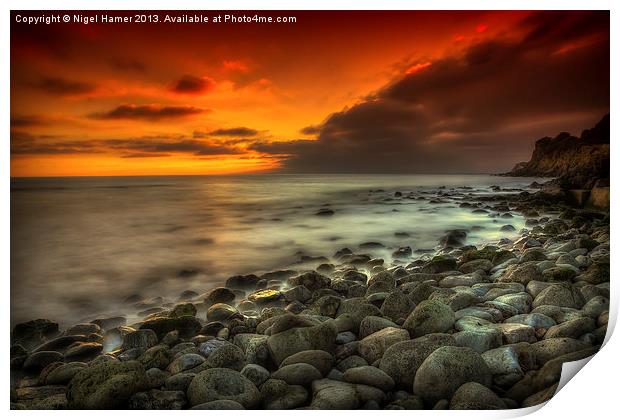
507,114,609,189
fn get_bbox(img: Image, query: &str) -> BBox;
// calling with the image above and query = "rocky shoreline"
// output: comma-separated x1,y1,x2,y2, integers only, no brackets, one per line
10,186,610,410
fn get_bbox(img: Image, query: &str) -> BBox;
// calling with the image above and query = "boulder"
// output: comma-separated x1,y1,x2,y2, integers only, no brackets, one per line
187,368,260,408
403,300,455,338
241,364,270,387
66,359,148,409
167,353,206,374
358,327,409,364
271,362,323,386
343,366,395,391
260,379,308,409
413,346,492,405
532,284,585,309
449,382,506,409
379,333,457,389
267,321,337,365
288,271,331,291
206,343,245,370
280,350,333,376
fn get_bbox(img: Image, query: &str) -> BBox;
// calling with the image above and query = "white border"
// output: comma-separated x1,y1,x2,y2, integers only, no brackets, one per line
3,1,618,418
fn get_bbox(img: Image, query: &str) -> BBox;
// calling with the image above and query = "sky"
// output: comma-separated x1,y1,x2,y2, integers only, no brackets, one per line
10,10,609,176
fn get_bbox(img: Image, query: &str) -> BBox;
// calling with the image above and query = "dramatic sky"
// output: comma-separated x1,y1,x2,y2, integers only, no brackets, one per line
11,10,609,176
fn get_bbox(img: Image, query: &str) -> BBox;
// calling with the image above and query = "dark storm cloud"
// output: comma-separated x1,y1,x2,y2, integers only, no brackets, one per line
278,11,609,173
249,139,316,154
120,153,171,158
300,125,321,135
172,75,216,94
11,133,242,157
35,77,96,95
207,127,259,137
90,104,207,120
11,131,96,155
103,138,242,155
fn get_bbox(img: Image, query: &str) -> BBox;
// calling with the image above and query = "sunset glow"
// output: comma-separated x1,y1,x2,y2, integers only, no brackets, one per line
10,11,609,176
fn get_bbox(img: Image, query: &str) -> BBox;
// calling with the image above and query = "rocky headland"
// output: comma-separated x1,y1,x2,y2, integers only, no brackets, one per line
505,114,610,208
10,184,610,409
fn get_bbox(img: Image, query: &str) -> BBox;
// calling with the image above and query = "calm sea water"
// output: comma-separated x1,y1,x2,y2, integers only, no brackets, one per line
11,174,546,326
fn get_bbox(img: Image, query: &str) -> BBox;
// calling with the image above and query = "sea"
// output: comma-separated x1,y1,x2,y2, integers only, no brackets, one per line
10,174,547,327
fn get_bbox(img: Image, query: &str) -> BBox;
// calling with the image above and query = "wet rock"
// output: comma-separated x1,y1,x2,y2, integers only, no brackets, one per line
530,337,592,366
288,271,331,291
241,363,270,387
498,323,537,344
497,262,543,285
440,272,484,288
206,303,239,322
64,342,103,362
421,256,458,273
337,355,368,371
482,347,524,388
310,379,359,409
392,247,413,259
12,319,59,350
140,316,202,340
260,379,308,409
163,372,195,393
66,323,101,336
23,351,64,372
505,313,556,329
449,382,506,409
439,230,468,248
272,362,323,385
267,321,337,365
280,349,333,376
454,329,502,353
460,259,493,273
187,368,260,408
544,317,596,340
225,274,260,290
542,266,577,282
67,359,147,409
168,353,206,374
413,346,492,405
283,285,312,303
403,300,455,338
248,289,284,305
494,292,532,314
532,284,585,309
358,327,409,364
206,343,245,370
359,316,398,339
380,288,415,322
44,361,87,385
121,330,155,353
169,303,197,318
582,296,609,319
343,366,395,391
313,295,342,317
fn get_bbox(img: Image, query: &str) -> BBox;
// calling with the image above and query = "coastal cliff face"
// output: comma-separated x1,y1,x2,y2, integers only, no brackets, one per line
507,114,609,190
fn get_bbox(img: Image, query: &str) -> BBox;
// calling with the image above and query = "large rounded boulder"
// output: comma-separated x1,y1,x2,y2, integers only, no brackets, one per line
187,368,260,408
413,346,492,405
403,300,455,338
66,359,148,409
